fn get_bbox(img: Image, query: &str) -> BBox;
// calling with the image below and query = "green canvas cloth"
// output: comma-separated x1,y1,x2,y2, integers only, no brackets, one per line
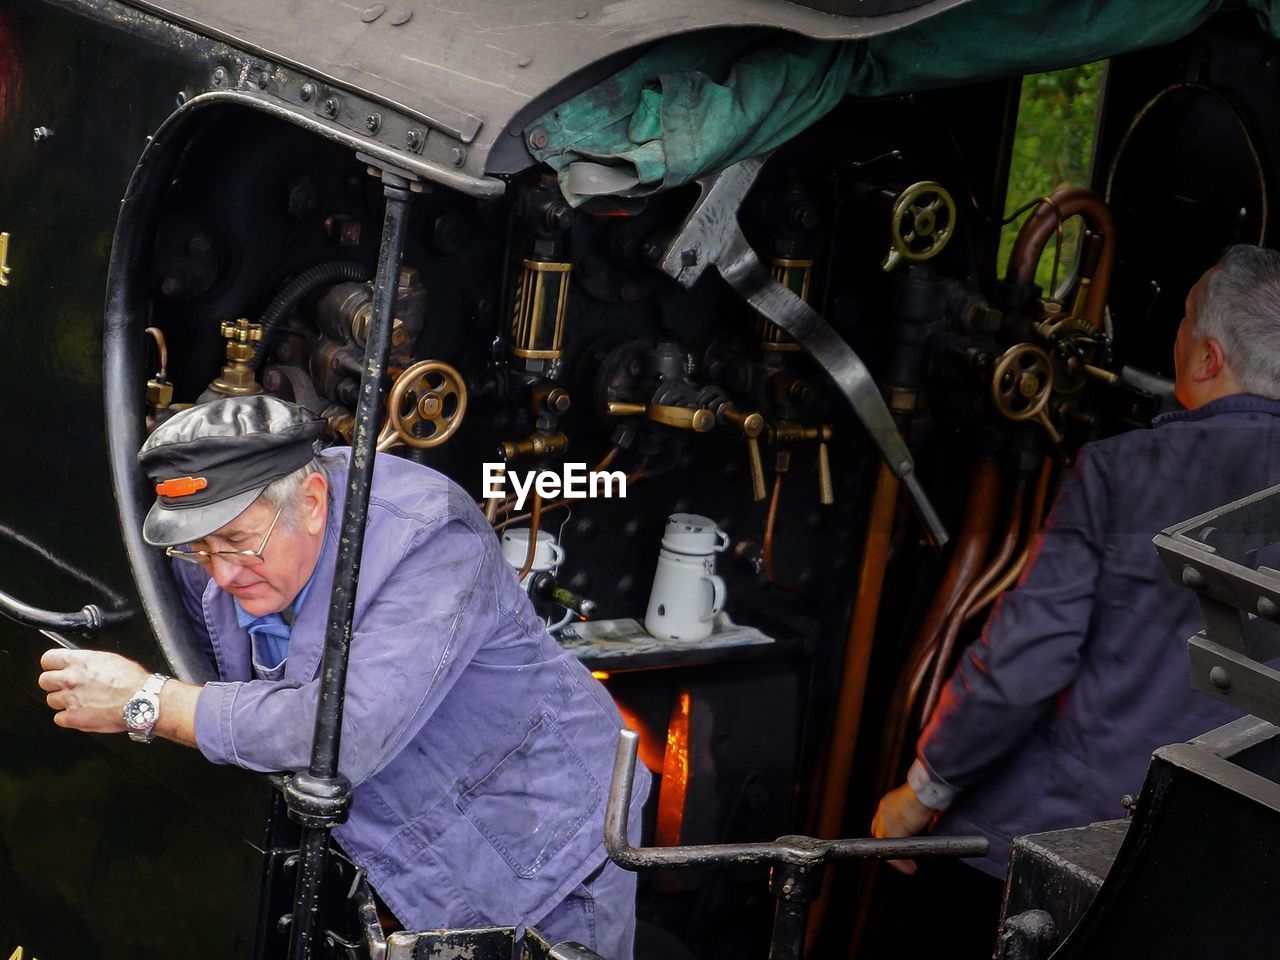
527,0,1280,205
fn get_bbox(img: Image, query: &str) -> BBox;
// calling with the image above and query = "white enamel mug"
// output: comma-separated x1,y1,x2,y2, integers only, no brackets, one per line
644,513,728,641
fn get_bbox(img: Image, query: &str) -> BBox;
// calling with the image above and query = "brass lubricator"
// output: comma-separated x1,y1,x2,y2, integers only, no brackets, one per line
768,422,834,505
510,259,571,362
210,318,263,396
881,181,956,272
991,342,1061,443
758,258,812,352
377,359,468,451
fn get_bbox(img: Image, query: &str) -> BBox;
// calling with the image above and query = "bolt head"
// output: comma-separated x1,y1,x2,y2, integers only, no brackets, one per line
450,147,467,167
323,98,340,118
528,127,550,151
300,82,316,102
365,112,381,134
406,129,423,151
212,66,227,86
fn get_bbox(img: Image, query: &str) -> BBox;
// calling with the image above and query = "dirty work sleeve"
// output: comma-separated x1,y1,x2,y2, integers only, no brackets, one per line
192,514,493,786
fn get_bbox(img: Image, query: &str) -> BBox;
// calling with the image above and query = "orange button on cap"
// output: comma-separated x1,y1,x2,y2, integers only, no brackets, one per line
156,476,209,498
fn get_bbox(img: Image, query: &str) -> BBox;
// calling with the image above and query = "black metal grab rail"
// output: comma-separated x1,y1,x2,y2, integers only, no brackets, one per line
605,730,987,960
0,588,133,636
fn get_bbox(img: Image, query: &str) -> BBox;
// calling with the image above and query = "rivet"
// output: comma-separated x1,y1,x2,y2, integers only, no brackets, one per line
450,146,467,166
365,112,382,134
1181,565,1207,589
517,55,531,68
528,127,550,150
405,129,423,152
1209,665,1232,692
323,98,340,119
1259,596,1279,620
255,68,270,90
212,66,227,87
575,9,588,17
390,6,412,25
300,82,316,102
361,3,386,21
31,126,54,143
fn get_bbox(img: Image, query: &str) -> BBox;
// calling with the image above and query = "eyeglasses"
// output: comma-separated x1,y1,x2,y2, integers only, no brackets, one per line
165,501,286,567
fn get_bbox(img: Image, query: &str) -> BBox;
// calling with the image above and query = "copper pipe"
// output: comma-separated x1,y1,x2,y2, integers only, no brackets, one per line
965,457,1054,621
515,491,543,582
804,460,899,952
838,456,1002,960
1007,187,1115,329
144,326,169,378
762,471,801,593
592,446,621,473
815,460,900,838
919,476,1028,724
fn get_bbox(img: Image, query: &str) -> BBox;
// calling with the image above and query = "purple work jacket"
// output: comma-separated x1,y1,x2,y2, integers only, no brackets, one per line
922,394,1280,877
174,449,648,931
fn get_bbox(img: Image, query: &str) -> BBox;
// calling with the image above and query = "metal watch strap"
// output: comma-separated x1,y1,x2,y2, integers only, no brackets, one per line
125,673,169,743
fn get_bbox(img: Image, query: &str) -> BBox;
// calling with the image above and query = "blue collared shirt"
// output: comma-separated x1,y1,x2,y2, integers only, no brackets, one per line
233,570,317,671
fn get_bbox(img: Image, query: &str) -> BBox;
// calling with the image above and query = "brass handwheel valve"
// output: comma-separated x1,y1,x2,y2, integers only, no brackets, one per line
379,359,468,450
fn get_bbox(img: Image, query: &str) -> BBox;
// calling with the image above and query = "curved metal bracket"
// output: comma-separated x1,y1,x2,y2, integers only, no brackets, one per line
659,156,948,545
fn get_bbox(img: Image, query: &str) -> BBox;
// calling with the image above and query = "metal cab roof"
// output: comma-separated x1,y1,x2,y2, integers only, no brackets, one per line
122,0,974,194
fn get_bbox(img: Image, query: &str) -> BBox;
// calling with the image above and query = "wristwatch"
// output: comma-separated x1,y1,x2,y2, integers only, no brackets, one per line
123,673,169,743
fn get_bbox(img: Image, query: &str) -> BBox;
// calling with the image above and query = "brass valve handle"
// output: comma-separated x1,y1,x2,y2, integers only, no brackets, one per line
606,401,714,433
769,423,835,504
720,406,768,501
882,181,957,272
381,359,468,450
991,343,1061,443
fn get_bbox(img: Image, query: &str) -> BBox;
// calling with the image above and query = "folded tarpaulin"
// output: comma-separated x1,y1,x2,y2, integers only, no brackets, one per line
527,0,1280,205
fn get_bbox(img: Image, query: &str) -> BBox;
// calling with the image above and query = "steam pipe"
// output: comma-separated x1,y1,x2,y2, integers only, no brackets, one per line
965,457,1054,621
1007,188,1115,329
844,456,1001,957
920,474,1029,723
286,166,414,960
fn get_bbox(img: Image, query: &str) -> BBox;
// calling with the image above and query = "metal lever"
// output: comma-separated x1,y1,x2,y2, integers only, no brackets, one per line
605,730,985,960
659,156,948,546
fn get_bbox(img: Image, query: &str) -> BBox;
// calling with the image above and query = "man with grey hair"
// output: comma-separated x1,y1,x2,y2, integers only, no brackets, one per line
36,394,647,957
871,244,1280,956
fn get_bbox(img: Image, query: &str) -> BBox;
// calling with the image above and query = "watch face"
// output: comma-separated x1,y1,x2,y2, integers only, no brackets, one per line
124,697,158,730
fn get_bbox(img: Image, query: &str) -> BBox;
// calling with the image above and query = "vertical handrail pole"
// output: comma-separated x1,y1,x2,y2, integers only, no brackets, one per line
285,164,415,960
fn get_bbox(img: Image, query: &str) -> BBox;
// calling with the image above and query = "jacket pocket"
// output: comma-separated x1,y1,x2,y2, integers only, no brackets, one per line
456,712,601,879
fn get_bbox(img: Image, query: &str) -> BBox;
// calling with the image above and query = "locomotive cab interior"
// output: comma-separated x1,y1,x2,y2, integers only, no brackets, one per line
4,1,1280,957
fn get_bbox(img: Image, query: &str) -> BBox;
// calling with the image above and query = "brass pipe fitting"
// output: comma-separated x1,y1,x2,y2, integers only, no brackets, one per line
500,431,569,460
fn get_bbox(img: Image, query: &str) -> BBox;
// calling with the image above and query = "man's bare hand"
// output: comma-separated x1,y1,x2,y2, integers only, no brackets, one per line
871,783,937,876
37,648,149,733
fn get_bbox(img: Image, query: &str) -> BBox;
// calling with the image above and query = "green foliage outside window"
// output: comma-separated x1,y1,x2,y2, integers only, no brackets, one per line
998,62,1106,293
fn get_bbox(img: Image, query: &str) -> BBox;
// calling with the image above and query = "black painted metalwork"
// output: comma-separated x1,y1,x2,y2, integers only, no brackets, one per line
0,590,131,635
284,161,415,960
